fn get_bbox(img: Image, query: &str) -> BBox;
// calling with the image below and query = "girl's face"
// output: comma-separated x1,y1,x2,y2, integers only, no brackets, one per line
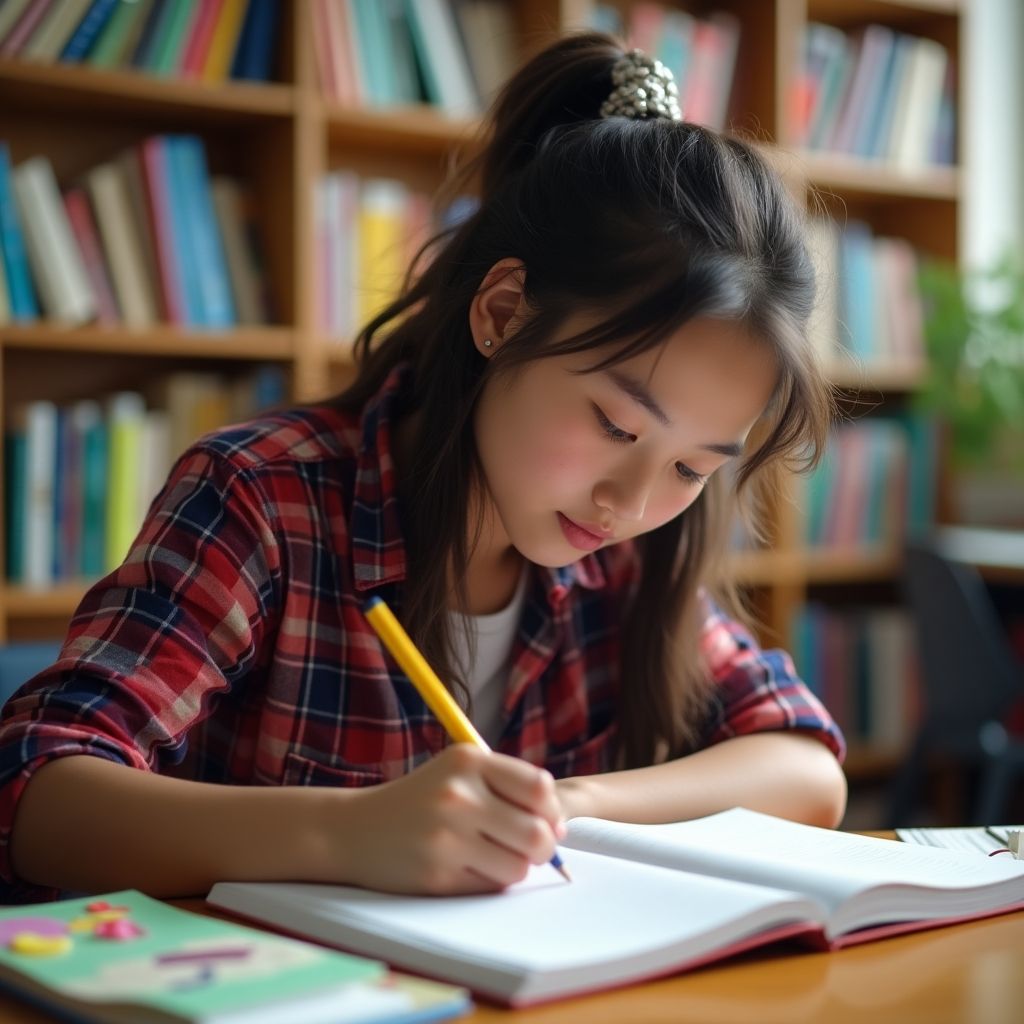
473,316,779,567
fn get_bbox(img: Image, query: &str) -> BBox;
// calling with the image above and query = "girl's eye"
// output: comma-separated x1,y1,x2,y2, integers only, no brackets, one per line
676,462,706,486
593,404,635,444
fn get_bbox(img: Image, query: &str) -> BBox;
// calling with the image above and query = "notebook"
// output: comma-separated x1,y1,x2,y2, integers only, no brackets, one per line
897,824,1024,856
207,807,1024,1007
0,890,470,1023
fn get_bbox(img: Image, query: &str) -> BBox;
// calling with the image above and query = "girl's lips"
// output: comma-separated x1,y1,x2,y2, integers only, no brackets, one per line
557,512,606,551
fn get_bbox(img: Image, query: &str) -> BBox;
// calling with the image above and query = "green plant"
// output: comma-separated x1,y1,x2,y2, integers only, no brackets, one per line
916,253,1024,473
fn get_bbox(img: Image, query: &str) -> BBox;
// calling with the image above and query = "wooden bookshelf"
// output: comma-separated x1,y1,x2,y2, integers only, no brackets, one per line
0,2,965,790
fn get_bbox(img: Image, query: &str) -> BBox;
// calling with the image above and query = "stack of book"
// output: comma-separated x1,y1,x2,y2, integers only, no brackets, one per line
801,417,938,553
806,216,927,372
313,0,518,117
4,365,285,586
589,2,741,132
0,139,269,329
0,0,280,83
316,172,475,340
792,603,921,752
792,21,955,169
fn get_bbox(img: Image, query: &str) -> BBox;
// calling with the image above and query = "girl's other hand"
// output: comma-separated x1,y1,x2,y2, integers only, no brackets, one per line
325,744,567,895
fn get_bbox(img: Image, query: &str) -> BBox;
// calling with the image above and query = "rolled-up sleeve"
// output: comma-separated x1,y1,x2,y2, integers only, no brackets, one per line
698,594,846,761
0,446,279,898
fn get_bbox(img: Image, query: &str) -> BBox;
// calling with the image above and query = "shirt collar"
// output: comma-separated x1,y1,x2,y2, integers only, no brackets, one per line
349,363,607,600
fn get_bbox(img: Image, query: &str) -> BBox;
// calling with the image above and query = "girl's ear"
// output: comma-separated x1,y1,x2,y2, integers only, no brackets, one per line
469,258,529,357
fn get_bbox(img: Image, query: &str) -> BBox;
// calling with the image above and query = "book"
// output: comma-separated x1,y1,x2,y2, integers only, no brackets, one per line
0,889,471,1024
897,825,1024,856
208,807,1024,1007
12,155,96,324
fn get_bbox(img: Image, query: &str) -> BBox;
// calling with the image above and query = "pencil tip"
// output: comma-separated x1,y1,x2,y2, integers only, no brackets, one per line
557,864,573,883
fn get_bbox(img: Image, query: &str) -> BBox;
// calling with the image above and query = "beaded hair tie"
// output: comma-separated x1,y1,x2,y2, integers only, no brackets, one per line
600,49,682,122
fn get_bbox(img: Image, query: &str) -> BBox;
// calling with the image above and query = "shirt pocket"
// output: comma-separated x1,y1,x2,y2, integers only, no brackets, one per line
542,721,616,779
282,751,385,788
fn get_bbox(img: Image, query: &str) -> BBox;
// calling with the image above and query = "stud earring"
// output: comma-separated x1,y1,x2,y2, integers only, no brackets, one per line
483,338,493,348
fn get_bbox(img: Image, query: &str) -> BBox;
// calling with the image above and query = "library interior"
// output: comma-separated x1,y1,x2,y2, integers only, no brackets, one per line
0,2,1022,1022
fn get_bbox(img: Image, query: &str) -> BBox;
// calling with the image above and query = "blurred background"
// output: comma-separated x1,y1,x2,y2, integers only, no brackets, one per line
0,0,1021,830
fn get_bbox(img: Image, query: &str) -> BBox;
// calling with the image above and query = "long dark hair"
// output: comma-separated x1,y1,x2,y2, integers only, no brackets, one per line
334,32,831,769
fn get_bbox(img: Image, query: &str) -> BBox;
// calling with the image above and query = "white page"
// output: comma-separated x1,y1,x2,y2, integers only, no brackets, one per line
897,826,1024,854
563,808,1024,930
210,849,821,1003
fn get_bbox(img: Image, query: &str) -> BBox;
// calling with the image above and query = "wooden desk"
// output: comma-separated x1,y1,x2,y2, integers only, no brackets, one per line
3,875,1023,1023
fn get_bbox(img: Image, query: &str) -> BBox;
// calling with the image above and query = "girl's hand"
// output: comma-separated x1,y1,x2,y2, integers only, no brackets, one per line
326,744,567,895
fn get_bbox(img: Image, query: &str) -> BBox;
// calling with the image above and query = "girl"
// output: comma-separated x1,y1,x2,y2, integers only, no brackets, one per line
1,33,846,903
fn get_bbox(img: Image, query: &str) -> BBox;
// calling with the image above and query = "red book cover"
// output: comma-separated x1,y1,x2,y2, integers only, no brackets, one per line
62,187,120,325
180,0,226,78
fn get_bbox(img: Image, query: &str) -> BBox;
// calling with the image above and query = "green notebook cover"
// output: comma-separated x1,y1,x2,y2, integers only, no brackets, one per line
0,889,468,1023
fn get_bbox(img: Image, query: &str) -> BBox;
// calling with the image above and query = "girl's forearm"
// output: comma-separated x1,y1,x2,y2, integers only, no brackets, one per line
557,733,848,828
10,756,342,898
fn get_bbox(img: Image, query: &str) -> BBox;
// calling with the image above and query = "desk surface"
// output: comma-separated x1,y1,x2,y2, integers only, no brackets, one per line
2,900,1022,1024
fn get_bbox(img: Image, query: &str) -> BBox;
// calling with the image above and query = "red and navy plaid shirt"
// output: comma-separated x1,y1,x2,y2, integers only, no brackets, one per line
0,364,843,901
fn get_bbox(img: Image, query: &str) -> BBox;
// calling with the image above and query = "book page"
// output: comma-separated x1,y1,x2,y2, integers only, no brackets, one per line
210,850,822,1003
564,808,1024,931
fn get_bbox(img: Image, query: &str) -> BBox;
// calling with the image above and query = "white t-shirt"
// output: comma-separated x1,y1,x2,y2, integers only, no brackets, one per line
448,569,529,747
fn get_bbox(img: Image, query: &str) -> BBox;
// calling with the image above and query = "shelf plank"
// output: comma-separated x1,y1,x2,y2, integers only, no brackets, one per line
4,583,90,620
0,59,294,121
1,324,294,360
826,361,928,391
802,547,902,583
796,150,960,200
325,103,480,155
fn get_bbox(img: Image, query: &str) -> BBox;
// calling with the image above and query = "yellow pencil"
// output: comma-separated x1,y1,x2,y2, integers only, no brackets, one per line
363,596,571,883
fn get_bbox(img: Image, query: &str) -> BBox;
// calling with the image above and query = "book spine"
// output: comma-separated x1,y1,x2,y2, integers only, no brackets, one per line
129,0,169,67
105,392,146,572
174,136,236,327
148,0,197,75
87,161,158,326
86,0,145,68
0,0,56,59
0,143,40,321
23,0,95,62
24,400,58,588
231,0,278,81
180,0,225,77
201,0,248,82
139,137,187,324
59,0,120,62
12,155,97,324
3,429,28,582
62,186,121,324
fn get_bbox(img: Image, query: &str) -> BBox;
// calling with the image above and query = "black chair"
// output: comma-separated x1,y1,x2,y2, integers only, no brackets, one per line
887,540,1024,826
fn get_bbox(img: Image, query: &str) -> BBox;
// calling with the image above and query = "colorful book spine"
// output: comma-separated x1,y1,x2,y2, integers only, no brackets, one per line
0,0,56,59
104,391,145,572
201,0,247,82
12,155,97,324
139,136,187,324
172,135,236,327
59,0,120,62
62,186,121,324
230,0,279,81
0,143,40,321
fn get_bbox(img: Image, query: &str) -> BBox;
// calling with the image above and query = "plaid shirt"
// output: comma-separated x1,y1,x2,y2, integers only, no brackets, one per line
0,364,844,900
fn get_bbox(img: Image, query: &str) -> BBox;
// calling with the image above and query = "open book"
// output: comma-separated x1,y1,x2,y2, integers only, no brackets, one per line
207,807,1024,1007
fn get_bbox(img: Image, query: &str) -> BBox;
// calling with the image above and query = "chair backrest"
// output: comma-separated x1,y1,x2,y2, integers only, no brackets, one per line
903,541,1023,731
0,642,62,706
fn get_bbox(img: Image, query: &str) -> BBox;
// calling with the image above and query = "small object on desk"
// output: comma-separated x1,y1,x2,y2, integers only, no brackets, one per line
897,824,1024,855
362,595,572,883
989,831,1023,859
0,890,471,1023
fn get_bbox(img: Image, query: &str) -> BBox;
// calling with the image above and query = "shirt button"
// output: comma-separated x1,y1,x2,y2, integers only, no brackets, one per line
550,584,569,605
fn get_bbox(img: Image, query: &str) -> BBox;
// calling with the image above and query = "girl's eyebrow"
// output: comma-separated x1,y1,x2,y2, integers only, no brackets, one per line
604,368,671,425
603,369,743,458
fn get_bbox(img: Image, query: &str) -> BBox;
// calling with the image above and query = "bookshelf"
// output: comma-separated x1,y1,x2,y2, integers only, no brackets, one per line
0,1,965,784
